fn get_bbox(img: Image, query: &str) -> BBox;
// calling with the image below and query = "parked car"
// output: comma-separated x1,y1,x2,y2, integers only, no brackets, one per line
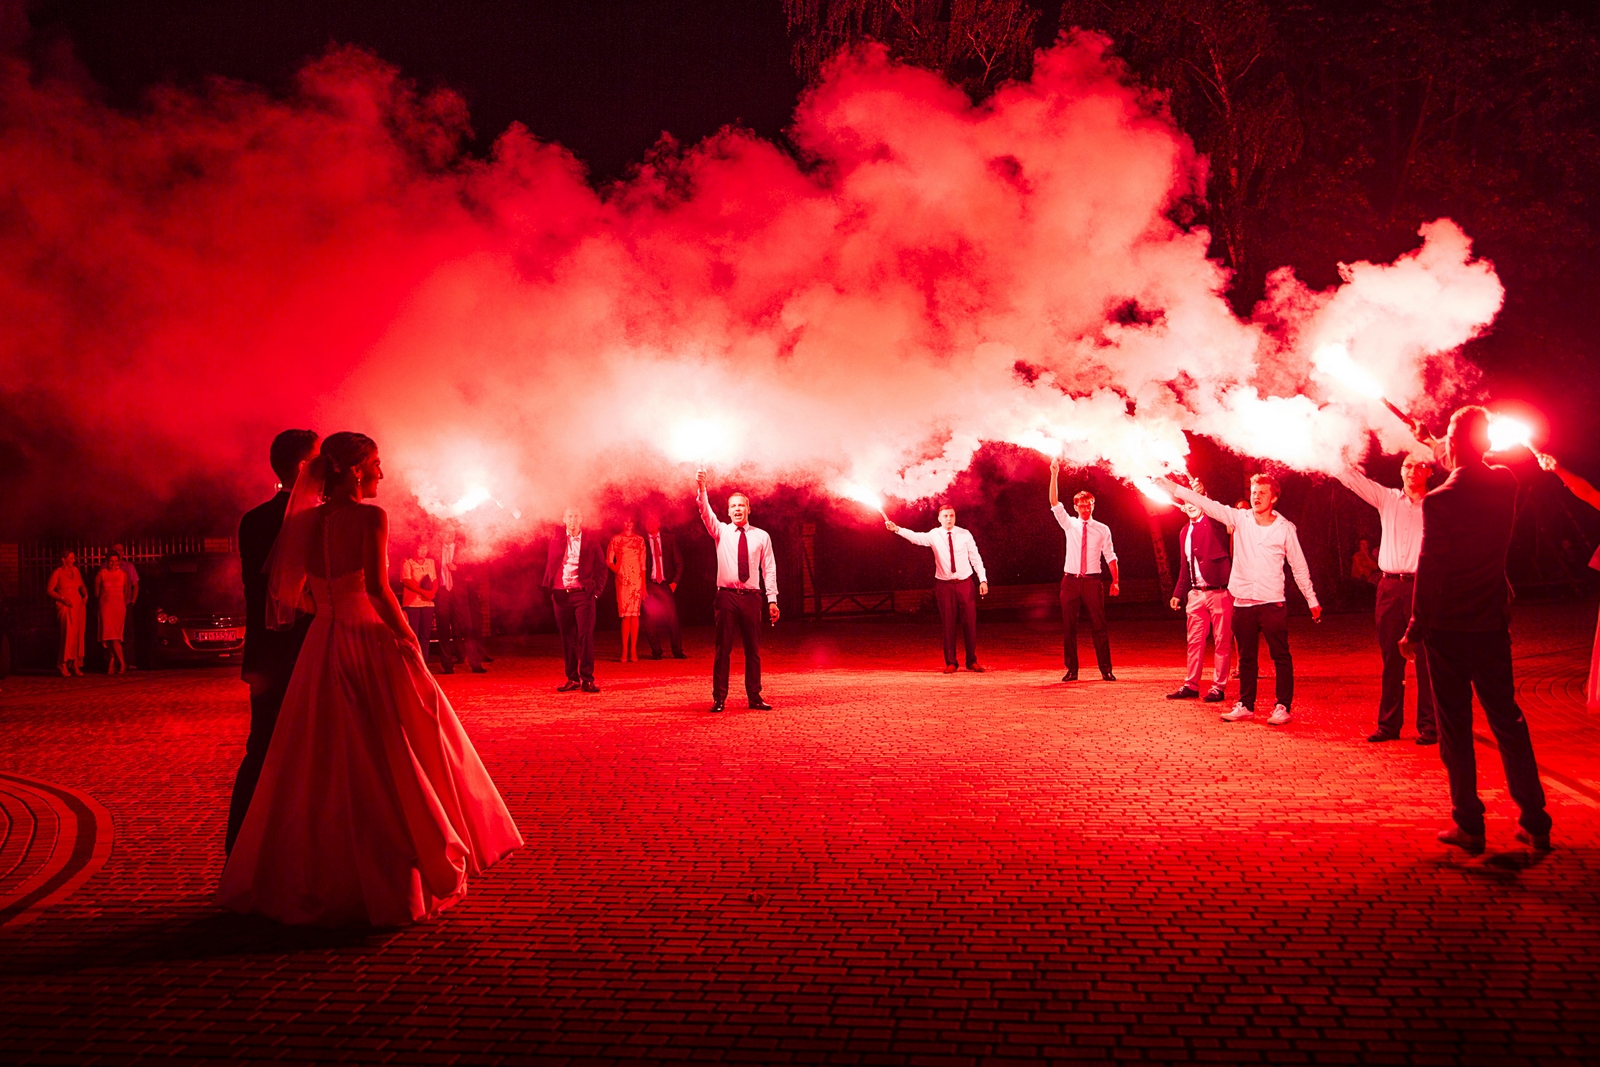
135,553,246,667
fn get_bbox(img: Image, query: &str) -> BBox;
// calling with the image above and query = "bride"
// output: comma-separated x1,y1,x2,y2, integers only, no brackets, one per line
218,432,522,926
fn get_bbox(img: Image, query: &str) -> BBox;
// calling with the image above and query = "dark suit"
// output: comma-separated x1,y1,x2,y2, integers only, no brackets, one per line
1406,460,1550,838
542,530,607,684
1171,516,1232,601
228,492,312,854
641,529,684,658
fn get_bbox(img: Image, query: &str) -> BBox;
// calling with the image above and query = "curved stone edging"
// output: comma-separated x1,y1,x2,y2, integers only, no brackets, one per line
0,771,114,928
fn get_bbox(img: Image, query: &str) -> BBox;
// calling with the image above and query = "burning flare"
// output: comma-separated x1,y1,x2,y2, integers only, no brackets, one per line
1486,414,1534,454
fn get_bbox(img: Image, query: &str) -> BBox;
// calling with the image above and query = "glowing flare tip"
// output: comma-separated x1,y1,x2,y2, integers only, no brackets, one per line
1486,414,1534,453
1312,343,1386,401
1133,477,1174,506
839,482,888,519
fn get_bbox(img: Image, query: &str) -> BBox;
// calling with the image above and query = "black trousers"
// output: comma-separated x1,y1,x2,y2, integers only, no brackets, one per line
713,588,763,704
1060,574,1111,673
935,577,978,667
435,586,483,670
1234,601,1293,711
1375,575,1435,737
1421,627,1551,837
226,683,285,854
551,588,596,684
642,579,684,657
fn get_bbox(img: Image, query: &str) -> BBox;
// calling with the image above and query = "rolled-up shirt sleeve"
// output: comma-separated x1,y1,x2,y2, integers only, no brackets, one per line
895,527,935,547
1285,526,1319,609
762,534,779,603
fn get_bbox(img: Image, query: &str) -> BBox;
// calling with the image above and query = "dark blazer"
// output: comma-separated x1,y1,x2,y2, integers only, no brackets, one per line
1407,459,1517,638
643,530,683,587
1173,516,1232,600
541,530,608,598
239,492,312,688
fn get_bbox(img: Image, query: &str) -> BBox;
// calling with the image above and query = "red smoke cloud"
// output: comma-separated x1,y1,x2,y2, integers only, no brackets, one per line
0,33,1502,541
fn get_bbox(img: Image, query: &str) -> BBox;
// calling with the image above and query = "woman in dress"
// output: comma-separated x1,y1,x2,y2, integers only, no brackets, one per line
46,550,87,676
607,517,646,662
1539,452,1600,711
95,552,129,674
218,432,522,927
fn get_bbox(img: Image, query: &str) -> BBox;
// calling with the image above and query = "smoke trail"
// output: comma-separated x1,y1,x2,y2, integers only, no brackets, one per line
0,33,1502,541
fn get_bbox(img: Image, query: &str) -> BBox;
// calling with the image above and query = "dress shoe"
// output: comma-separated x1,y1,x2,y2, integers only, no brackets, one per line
942,664,958,674
1062,670,1078,682
673,652,688,659
966,664,985,673
1167,686,1200,700
709,701,725,713
1204,687,1226,703
438,666,455,675
1415,735,1438,746
1437,826,1486,855
1515,827,1552,852
581,681,601,693
482,655,494,662
748,699,773,710
557,680,582,692
1101,671,1116,681
1367,730,1399,743
471,665,488,674
650,652,663,660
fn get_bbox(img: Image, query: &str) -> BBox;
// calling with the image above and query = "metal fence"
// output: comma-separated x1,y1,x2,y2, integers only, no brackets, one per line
16,537,235,599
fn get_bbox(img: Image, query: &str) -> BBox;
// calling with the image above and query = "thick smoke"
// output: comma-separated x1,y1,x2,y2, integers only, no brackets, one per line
0,33,1502,541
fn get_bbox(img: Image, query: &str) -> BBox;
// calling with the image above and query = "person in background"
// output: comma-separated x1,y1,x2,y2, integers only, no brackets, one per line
1402,407,1551,854
641,512,686,660
112,542,139,669
542,507,607,693
1162,473,1321,725
885,503,989,673
1350,538,1380,586
1048,458,1119,681
1166,482,1232,703
400,541,438,668
95,551,130,674
1538,451,1600,712
606,517,647,663
1337,453,1437,744
47,550,87,676
697,469,779,713
434,526,486,675
230,427,319,854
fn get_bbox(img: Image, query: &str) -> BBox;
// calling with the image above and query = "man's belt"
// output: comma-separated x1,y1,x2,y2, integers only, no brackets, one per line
1382,572,1416,580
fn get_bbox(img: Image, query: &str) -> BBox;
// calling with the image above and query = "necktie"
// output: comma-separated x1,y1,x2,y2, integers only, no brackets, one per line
652,536,663,582
737,526,750,583
1079,520,1089,575
948,531,957,577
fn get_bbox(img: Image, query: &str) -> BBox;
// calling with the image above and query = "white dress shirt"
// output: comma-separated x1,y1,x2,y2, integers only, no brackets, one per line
896,525,988,582
648,533,665,583
561,533,582,590
1172,487,1318,608
698,490,778,602
1335,469,1425,574
401,557,436,608
438,541,456,591
1050,503,1117,575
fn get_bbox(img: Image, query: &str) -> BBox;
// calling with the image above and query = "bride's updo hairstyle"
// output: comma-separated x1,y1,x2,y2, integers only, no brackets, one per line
310,432,378,501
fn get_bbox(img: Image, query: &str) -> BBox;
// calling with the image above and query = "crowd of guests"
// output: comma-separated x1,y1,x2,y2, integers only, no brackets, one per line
45,543,139,676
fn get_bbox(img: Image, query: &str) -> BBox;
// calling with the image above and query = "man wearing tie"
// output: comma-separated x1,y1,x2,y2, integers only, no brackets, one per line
541,507,607,693
697,469,779,713
641,512,686,660
435,526,486,675
885,503,989,673
1166,486,1233,702
1049,458,1119,681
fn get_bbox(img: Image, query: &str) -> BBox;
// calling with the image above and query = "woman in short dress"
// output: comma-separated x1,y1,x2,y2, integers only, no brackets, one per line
46,550,87,676
95,552,130,674
607,518,647,662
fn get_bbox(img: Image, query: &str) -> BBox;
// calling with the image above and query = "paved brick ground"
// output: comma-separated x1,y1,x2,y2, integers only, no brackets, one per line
2,604,1598,1064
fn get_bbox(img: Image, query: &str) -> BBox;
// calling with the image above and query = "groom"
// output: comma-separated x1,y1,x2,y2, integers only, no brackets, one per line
228,428,318,854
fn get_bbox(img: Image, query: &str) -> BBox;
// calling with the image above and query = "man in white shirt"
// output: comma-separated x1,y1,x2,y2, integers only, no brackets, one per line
1161,473,1322,724
434,528,486,675
697,469,780,713
1336,453,1437,744
1049,458,1119,681
400,542,438,668
886,503,989,673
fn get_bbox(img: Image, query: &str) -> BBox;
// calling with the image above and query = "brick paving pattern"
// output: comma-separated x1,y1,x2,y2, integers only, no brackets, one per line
1,604,1597,1064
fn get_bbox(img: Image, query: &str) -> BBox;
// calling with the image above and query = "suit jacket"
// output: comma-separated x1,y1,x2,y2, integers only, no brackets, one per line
1173,517,1232,600
643,530,683,587
541,530,608,598
239,492,312,688
1407,459,1518,638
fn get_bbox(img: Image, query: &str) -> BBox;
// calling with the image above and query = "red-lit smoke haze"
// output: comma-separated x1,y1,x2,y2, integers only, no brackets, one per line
0,33,1503,542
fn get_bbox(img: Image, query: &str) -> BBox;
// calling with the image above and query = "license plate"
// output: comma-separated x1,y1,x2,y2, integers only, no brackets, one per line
193,629,240,643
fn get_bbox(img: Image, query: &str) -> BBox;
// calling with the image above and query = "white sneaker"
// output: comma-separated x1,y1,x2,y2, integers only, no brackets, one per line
1268,704,1292,725
1221,703,1254,722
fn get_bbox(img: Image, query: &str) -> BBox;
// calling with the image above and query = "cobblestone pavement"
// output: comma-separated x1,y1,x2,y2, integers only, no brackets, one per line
2,604,1597,1064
